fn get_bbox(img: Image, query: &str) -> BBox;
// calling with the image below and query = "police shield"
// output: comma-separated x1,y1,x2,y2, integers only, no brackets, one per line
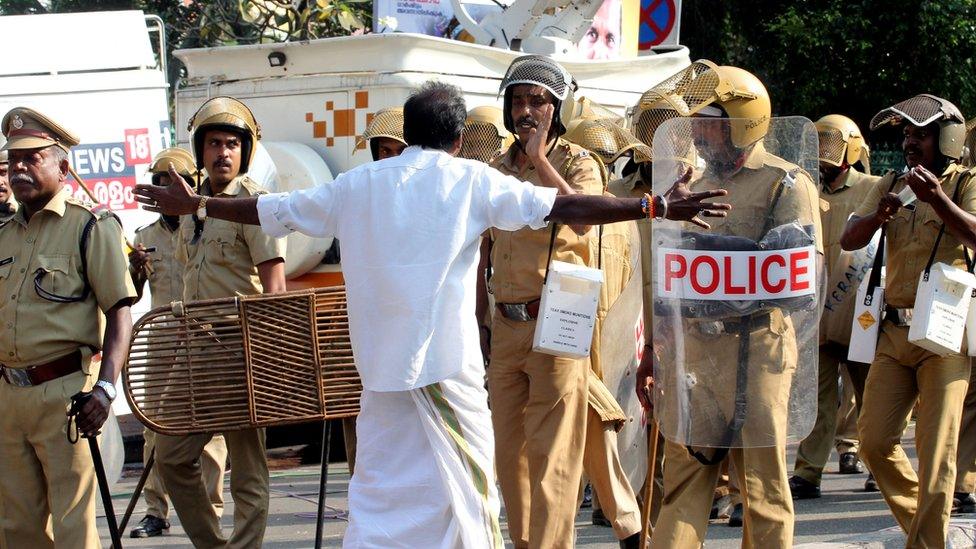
650,116,821,448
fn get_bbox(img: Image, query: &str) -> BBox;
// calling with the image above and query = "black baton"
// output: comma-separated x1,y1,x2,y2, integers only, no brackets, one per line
68,391,124,549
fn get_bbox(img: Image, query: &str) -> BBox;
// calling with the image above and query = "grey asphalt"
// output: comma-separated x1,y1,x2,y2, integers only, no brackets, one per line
99,422,976,547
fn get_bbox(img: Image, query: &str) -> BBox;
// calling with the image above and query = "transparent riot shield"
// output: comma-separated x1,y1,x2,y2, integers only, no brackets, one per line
650,116,821,449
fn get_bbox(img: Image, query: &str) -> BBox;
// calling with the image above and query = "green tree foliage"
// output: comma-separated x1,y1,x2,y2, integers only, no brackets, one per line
682,0,976,150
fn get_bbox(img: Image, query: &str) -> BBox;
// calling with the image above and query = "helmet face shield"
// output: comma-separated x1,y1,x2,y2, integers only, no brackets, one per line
565,117,651,165
817,127,848,167
460,105,513,163
638,61,771,149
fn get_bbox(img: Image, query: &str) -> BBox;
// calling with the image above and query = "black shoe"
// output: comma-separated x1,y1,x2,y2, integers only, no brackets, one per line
710,494,733,520
953,492,976,514
864,473,879,492
592,507,612,527
727,503,743,527
788,475,821,499
581,483,593,509
620,533,640,549
838,452,863,474
129,515,170,538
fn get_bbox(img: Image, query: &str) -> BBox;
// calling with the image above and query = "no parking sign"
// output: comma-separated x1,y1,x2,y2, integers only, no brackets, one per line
638,0,680,50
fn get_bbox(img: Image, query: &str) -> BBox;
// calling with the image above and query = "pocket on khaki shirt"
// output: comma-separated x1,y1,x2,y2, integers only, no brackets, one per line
204,228,238,267
0,262,12,308
34,254,83,300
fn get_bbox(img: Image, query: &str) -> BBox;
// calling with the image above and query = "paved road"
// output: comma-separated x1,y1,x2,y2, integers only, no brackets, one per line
99,422,976,547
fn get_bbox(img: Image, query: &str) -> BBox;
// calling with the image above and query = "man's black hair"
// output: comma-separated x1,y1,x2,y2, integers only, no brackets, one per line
403,81,467,151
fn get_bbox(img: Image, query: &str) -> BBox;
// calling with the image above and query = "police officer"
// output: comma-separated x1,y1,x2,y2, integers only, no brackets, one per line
564,112,644,548
479,55,604,548
0,135,15,223
954,117,976,515
358,107,407,161
635,62,823,548
127,148,229,538
153,96,286,548
789,115,880,499
842,95,976,546
331,107,410,477
0,107,137,547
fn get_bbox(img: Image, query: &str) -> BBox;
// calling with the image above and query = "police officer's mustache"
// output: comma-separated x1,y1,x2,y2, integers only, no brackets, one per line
10,173,34,186
516,117,538,129
212,159,232,169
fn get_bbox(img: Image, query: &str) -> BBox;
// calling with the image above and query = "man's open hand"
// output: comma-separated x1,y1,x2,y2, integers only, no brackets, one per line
663,168,731,228
135,165,200,216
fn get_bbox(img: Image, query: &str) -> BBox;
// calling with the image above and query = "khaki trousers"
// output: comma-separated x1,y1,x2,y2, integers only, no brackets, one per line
156,428,269,549
0,370,99,549
143,428,228,520
583,407,641,539
652,440,793,549
835,364,861,454
858,322,971,548
488,315,588,549
794,344,868,484
955,364,976,494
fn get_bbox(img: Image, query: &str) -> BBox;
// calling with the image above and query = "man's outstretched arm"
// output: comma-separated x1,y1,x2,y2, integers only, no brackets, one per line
136,165,261,223
548,168,731,228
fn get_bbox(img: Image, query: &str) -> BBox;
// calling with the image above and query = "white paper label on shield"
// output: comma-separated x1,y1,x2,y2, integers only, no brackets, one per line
656,246,817,301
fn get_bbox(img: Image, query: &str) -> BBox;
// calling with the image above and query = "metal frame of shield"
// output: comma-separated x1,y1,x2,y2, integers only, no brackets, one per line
649,116,822,449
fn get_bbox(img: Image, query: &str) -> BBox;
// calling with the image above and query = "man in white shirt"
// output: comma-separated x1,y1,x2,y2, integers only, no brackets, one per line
135,81,729,548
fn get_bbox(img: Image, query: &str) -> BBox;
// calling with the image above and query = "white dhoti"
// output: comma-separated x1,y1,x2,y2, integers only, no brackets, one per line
344,365,502,549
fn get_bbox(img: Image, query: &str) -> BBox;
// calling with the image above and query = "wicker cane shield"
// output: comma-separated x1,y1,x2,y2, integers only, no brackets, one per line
124,287,360,435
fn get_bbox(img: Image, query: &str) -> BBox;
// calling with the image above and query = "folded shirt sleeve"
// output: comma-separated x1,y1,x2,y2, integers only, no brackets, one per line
481,165,557,231
257,180,343,239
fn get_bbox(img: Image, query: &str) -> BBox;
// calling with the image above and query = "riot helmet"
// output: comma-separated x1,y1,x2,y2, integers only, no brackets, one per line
357,107,407,161
499,55,578,136
459,106,513,163
870,94,966,161
815,114,870,173
187,96,261,173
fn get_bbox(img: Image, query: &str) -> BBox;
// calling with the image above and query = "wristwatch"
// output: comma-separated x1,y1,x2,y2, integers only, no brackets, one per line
95,380,117,402
196,195,209,220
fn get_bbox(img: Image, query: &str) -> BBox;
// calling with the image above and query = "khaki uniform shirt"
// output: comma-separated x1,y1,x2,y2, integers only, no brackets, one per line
489,139,604,303
0,190,136,369
689,144,823,253
0,197,17,224
133,218,183,309
178,175,285,301
819,168,879,344
608,170,653,335
854,163,976,308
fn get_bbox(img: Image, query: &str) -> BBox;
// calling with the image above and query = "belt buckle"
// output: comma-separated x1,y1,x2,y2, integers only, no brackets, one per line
698,321,724,337
500,303,532,322
1,367,32,387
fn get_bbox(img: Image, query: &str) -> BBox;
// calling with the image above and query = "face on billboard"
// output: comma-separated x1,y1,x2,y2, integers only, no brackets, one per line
579,0,621,60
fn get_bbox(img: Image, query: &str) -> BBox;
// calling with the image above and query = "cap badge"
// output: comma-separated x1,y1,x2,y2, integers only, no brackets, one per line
11,115,23,130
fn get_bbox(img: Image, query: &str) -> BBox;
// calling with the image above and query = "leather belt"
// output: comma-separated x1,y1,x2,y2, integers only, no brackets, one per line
696,312,771,337
1,350,82,387
496,299,541,322
884,306,913,327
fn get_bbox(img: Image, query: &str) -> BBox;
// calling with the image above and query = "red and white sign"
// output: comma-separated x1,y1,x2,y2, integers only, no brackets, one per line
658,246,816,300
